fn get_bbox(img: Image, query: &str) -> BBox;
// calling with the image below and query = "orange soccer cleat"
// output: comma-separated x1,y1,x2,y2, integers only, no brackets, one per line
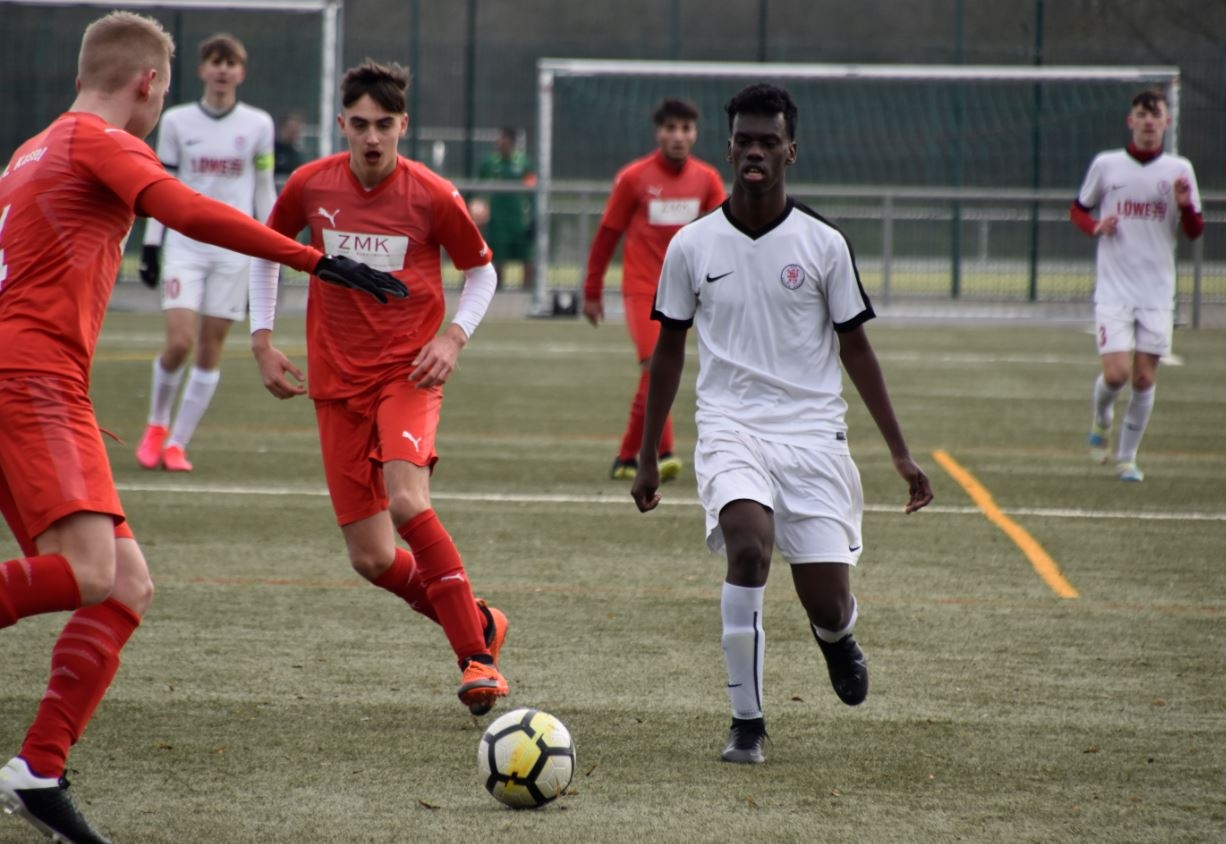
160,445,193,473
477,599,508,666
135,424,168,469
458,659,509,717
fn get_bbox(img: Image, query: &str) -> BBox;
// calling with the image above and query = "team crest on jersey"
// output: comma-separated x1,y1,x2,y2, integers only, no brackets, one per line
234,135,247,151
780,264,806,290
1157,180,1171,195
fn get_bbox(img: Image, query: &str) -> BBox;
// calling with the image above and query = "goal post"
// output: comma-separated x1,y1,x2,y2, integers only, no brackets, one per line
534,58,1181,313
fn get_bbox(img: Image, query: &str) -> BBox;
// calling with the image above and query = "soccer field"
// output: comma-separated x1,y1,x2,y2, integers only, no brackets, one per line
2,313,1224,843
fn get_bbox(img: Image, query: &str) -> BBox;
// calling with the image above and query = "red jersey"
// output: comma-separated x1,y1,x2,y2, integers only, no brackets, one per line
268,154,491,400
600,150,725,297
0,113,175,387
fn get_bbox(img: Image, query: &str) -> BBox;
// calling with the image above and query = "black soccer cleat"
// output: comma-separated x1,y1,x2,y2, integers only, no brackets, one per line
720,717,768,764
0,757,112,844
814,630,869,706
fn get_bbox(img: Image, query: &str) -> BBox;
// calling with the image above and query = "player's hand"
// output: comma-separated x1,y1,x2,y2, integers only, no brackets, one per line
582,296,603,327
893,455,933,514
631,457,662,512
1094,215,1119,237
314,254,408,304
409,327,464,389
138,245,160,289
252,342,306,399
1174,177,1192,208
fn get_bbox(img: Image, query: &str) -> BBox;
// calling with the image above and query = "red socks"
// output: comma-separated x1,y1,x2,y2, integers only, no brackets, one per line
20,598,141,778
0,554,82,629
371,547,440,623
618,369,673,461
397,509,487,663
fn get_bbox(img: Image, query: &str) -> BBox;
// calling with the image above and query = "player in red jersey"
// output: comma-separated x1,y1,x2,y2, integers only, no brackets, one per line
248,60,510,718
0,13,403,844
582,99,726,482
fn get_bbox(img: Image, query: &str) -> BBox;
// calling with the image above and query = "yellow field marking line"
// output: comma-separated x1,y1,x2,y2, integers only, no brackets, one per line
932,449,1079,599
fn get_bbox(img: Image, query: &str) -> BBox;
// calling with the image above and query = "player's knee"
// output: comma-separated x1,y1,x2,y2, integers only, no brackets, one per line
67,551,118,605
725,542,771,586
1132,373,1156,392
387,489,429,527
348,548,394,581
114,571,155,616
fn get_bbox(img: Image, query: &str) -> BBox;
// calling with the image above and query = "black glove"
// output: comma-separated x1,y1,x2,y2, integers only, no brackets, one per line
313,254,408,304
138,245,160,289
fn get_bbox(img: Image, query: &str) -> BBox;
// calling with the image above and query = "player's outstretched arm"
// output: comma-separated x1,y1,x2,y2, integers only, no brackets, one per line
632,325,688,513
838,325,933,514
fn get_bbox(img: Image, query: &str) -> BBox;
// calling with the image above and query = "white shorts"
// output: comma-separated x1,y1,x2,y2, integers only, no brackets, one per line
161,256,250,321
693,427,864,565
1094,304,1173,357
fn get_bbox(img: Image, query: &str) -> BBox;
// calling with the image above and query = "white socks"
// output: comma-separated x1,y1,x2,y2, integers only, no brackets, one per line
1092,374,1122,430
167,367,221,450
720,582,765,720
1117,385,1155,463
149,359,185,427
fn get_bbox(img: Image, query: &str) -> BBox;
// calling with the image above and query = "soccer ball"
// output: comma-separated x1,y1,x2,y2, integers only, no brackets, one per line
477,707,575,809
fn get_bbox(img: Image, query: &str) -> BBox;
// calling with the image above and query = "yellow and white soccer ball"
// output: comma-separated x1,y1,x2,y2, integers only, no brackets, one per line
477,707,575,809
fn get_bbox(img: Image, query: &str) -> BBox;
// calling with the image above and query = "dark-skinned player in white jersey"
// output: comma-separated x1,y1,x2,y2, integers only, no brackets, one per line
631,83,933,764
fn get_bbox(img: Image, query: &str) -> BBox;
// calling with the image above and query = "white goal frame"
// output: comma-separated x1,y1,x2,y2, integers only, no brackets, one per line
1,0,344,155
534,58,1181,313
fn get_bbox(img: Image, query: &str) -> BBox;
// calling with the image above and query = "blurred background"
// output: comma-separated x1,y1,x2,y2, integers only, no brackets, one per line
2,0,1222,317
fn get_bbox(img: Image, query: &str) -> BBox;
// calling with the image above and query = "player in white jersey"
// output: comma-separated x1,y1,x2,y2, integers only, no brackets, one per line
135,33,276,472
630,83,933,764
1071,89,1204,483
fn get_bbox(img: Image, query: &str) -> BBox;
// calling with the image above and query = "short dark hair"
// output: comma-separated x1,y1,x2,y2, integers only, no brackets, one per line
1131,88,1168,113
653,98,699,126
725,83,798,140
199,33,246,66
341,59,410,112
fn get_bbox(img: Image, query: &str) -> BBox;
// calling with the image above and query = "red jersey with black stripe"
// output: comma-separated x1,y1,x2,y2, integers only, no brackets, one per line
600,150,725,298
0,113,175,387
267,154,491,399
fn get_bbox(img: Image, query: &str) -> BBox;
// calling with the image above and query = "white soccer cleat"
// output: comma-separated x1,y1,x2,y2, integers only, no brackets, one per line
1087,425,1111,465
1117,461,1144,483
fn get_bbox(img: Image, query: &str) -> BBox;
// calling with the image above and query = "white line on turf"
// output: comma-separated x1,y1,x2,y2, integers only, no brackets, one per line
113,481,1226,522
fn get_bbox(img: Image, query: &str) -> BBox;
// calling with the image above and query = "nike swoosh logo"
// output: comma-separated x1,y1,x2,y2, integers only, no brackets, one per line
726,683,743,688
849,545,862,552
705,271,733,283
185,138,204,146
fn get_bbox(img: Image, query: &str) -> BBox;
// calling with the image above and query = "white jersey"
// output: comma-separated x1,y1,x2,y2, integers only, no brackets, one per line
654,199,874,451
145,101,275,261
1076,148,1201,309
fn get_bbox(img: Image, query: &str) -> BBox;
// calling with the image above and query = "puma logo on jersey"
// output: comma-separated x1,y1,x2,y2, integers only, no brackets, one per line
646,185,663,196
401,430,422,451
316,207,340,226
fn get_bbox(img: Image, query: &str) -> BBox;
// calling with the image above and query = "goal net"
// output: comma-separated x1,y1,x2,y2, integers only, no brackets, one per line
534,59,1181,312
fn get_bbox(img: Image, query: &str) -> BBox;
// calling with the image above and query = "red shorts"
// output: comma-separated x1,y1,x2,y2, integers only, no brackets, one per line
0,376,127,553
315,379,442,526
624,293,661,362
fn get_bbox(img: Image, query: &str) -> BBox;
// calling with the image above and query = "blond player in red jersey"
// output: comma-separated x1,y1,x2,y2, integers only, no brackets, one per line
582,99,726,482
247,60,509,718
0,14,403,844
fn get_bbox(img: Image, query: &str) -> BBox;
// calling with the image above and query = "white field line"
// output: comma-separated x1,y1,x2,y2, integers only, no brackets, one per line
114,481,1226,522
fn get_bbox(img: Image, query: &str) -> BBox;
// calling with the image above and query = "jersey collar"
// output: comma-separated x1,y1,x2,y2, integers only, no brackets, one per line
1126,143,1163,165
722,197,794,240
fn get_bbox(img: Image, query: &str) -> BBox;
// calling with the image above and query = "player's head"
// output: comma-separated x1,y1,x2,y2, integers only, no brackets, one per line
77,11,175,138
338,59,410,187
724,83,797,195
1127,88,1170,152
197,33,248,97
653,99,699,163
497,127,517,157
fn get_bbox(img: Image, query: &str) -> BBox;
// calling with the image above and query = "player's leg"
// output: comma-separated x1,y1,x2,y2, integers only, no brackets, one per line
695,429,775,762
138,261,204,469
777,446,868,707
1088,305,1133,464
163,263,247,470
1114,309,1169,482
615,295,680,481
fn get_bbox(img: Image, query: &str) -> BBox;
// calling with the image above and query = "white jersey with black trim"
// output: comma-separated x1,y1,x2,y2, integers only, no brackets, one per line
653,198,874,451
1076,148,1201,309
151,101,275,260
